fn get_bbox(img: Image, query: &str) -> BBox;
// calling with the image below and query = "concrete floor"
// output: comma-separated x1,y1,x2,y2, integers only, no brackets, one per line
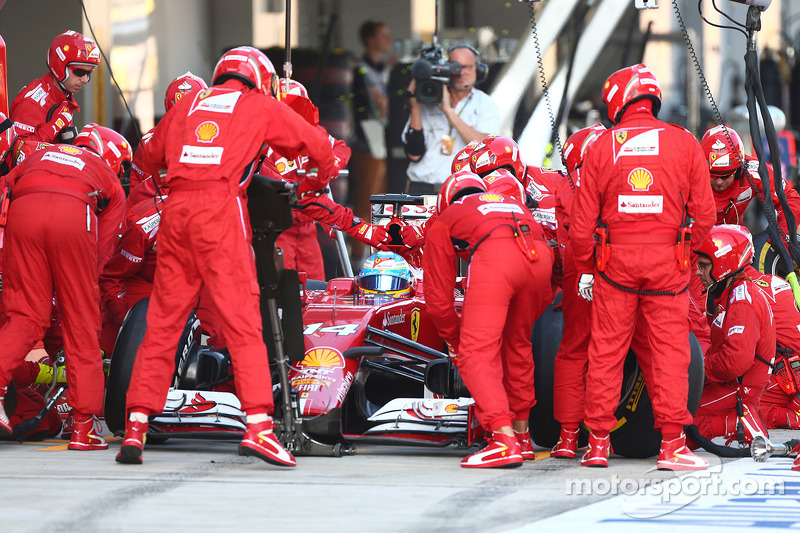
2,429,798,532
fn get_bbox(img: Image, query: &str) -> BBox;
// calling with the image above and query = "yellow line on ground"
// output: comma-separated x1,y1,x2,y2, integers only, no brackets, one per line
36,435,120,451
535,450,552,460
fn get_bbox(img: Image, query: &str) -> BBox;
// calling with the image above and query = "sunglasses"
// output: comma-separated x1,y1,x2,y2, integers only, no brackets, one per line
71,67,94,78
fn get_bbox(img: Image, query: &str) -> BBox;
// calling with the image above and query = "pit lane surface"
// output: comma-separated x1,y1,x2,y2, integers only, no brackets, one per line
2,429,798,532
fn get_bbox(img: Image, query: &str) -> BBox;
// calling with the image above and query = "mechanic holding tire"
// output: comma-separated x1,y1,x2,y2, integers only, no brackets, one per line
423,172,553,468
116,46,337,467
569,64,715,470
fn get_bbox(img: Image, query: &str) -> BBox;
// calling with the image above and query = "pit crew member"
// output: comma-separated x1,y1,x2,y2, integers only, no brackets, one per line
10,31,100,145
423,173,553,468
569,64,715,470
693,225,773,445
116,46,337,467
0,125,128,447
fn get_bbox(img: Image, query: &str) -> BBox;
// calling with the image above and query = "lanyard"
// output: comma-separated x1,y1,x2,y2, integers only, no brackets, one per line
448,91,474,137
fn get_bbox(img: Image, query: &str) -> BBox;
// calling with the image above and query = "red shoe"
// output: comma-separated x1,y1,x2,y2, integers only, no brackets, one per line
724,403,768,446
580,432,610,467
551,428,579,459
238,418,296,467
67,413,108,450
0,394,12,437
116,419,149,464
657,432,709,471
461,432,523,468
515,430,536,461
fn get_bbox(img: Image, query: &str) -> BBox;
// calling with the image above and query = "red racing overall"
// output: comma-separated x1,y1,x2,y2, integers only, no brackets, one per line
745,267,800,429
124,79,335,418
10,74,79,145
694,270,775,440
569,104,715,439
0,144,125,416
423,192,553,432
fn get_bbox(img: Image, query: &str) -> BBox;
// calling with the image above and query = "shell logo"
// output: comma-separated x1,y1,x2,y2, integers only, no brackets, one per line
195,121,219,143
276,161,286,173
627,167,653,191
300,347,345,368
479,193,503,202
60,146,82,155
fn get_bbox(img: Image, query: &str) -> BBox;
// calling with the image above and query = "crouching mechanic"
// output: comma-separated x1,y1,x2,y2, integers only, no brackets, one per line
0,125,128,445
569,64,715,470
693,225,773,447
116,46,338,467
423,172,553,468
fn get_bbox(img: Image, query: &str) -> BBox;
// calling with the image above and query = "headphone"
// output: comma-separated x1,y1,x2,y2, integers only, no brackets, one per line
449,44,488,84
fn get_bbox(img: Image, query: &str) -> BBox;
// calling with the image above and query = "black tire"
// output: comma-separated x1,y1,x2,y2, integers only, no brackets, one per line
752,230,800,277
5,381,17,419
530,302,563,448
104,298,150,435
605,333,705,458
530,301,705,458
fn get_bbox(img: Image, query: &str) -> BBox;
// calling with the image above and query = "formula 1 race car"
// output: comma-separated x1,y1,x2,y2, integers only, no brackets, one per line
103,175,705,458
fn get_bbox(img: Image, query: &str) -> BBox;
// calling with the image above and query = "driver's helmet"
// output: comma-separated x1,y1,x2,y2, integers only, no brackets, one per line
357,251,412,298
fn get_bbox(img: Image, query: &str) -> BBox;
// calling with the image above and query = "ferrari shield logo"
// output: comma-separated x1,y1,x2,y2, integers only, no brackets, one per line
411,309,420,343
615,131,627,144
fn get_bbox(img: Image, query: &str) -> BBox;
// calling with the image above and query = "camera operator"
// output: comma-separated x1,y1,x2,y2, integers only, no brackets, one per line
402,45,500,195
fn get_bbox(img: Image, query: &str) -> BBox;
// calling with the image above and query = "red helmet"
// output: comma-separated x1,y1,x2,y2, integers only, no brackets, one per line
482,168,524,200
165,71,208,112
47,31,101,83
0,113,18,175
74,124,133,178
451,140,479,174
212,46,278,97
602,64,661,124
562,123,606,173
470,135,526,182
695,224,754,283
278,78,319,125
436,170,486,214
278,78,309,100
700,124,745,175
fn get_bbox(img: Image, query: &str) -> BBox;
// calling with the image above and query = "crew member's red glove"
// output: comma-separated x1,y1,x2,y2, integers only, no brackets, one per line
296,167,330,199
400,224,425,250
346,219,390,248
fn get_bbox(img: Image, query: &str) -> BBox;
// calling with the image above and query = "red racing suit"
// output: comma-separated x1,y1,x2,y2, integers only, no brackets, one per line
10,74,79,144
124,79,336,418
694,269,775,440
569,104,716,439
525,166,564,291
745,267,800,429
715,155,800,234
0,144,125,417
99,194,164,353
129,128,162,192
422,192,553,432
258,131,351,280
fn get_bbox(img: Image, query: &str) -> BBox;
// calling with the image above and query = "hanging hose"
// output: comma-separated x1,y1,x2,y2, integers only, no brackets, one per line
742,6,800,305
